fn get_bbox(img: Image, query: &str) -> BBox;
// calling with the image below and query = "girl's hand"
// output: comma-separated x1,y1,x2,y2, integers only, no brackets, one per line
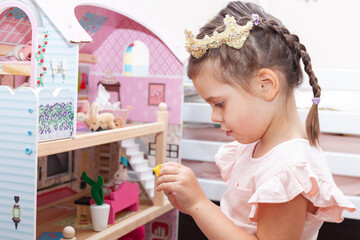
156,162,208,215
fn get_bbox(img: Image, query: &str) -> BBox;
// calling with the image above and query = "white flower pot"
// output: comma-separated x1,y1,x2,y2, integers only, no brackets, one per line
90,203,110,231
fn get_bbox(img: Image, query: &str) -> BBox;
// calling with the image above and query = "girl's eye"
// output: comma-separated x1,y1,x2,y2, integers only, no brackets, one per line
212,102,224,108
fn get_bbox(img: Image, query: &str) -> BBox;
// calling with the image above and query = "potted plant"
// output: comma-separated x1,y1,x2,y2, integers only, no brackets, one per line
82,172,110,231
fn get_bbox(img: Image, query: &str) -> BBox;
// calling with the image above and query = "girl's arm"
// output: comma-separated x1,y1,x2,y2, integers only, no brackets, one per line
156,162,308,240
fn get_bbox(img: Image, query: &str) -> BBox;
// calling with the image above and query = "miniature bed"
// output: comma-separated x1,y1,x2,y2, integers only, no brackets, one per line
182,69,360,220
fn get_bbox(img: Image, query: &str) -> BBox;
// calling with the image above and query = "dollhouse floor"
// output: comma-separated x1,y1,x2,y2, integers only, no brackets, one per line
36,196,173,240
37,187,78,207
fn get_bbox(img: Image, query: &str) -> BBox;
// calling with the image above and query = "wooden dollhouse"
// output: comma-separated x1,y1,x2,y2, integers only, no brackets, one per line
0,0,185,239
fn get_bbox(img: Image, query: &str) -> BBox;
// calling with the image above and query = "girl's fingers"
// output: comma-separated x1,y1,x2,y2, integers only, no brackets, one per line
159,165,180,176
163,189,171,196
156,174,178,187
156,181,174,192
162,161,182,167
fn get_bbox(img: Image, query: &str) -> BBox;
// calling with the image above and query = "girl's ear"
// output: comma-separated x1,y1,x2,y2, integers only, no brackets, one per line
255,68,280,101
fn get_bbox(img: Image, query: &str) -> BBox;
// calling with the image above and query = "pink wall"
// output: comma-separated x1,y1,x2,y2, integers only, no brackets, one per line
90,16,183,76
89,74,182,125
85,9,183,125
75,6,123,54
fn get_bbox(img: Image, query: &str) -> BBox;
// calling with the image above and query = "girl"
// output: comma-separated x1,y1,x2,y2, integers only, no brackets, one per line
156,1,355,240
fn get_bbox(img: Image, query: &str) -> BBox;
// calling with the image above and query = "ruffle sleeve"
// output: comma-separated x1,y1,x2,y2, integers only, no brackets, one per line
215,141,239,183
248,161,356,223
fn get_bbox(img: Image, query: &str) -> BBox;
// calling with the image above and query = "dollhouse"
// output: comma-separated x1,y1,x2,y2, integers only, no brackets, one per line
0,0,185,239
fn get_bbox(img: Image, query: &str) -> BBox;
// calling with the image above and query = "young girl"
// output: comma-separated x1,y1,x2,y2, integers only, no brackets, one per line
156,1,355,239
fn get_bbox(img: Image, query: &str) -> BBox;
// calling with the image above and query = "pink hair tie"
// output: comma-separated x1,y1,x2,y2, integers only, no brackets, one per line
312,97,320,105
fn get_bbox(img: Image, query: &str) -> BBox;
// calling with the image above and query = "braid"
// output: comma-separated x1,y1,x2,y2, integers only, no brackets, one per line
260,19,321,146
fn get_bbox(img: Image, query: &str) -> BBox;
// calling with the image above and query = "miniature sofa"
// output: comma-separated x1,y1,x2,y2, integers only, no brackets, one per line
90,182,140,224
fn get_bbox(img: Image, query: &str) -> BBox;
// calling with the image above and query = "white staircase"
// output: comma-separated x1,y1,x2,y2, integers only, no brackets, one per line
121,138,155,200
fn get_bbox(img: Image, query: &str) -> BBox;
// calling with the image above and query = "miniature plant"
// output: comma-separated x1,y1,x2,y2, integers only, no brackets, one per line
82,172,104,205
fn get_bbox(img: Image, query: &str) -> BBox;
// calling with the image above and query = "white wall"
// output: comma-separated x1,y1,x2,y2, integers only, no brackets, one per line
136,0,359,71
266,0,360,70
135,0,231,42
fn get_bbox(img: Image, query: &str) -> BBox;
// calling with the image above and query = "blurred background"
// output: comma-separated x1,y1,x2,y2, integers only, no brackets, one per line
137,0,360,70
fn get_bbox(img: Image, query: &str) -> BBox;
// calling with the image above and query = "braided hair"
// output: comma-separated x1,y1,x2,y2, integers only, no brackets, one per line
187,1,321,146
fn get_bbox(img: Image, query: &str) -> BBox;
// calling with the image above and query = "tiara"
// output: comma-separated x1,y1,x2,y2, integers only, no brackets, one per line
185,14,259,59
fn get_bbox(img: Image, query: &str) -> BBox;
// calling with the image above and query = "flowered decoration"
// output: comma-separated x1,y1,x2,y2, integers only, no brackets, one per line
5,7,29,21
35,31,49,87
38,102,74,136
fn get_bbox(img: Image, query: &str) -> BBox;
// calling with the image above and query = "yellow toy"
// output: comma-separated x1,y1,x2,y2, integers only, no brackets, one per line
152,164,161,177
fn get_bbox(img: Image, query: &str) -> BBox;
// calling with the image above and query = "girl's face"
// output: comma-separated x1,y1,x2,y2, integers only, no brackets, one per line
193,72,274,144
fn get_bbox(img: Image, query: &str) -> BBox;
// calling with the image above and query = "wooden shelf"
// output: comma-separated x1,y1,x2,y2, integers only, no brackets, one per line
37,198,174,240
0,44,15,56
0,61,31,76
0,44,32,76
38,123,166,157
79,53,97,63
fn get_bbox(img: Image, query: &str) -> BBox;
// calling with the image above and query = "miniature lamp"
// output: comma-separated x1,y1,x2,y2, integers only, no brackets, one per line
11,196,22,230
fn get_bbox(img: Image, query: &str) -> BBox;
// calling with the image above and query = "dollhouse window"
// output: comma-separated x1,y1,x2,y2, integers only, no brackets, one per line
124,40,149,77
0,7,31,45
148,143,179,159
46,151,73,179
0,7,32,87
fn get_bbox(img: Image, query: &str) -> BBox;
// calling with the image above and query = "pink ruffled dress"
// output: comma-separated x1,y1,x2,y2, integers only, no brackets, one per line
215,139,356,240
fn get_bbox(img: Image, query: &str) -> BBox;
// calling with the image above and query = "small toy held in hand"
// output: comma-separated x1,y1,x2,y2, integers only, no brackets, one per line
85,102,116,131
152,164,162,177
109,163,128,192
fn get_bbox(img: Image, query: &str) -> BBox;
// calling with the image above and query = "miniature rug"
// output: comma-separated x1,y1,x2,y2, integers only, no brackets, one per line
37,232,63,240
55,211,135,229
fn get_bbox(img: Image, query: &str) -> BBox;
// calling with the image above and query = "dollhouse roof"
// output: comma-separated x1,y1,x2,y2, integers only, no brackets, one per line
35,0,92,43
36,0,187,63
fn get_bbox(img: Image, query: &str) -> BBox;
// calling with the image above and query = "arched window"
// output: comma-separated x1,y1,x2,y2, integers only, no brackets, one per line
124,40,149,77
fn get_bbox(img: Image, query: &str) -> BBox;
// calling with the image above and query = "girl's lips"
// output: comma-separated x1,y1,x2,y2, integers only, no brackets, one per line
221,129,232,136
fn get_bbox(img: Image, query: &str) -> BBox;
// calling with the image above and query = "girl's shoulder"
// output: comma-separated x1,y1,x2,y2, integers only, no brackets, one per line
253,138,330,179
253,138,324,164
248,139,356,222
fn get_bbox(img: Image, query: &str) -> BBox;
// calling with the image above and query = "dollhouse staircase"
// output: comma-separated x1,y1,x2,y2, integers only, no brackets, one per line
97,144,114,183
121,138,155,200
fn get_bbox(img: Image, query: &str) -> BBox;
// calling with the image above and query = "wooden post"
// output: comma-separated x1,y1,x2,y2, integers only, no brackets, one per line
153,103,168,206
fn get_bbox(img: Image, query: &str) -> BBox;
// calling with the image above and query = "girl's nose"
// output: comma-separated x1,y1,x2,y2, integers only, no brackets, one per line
211,109,223,123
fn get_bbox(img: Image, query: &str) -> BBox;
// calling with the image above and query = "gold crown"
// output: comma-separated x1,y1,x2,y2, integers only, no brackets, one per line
185,15,256,59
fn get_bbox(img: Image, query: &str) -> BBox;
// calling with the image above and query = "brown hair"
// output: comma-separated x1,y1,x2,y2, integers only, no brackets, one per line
187,1,321,146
